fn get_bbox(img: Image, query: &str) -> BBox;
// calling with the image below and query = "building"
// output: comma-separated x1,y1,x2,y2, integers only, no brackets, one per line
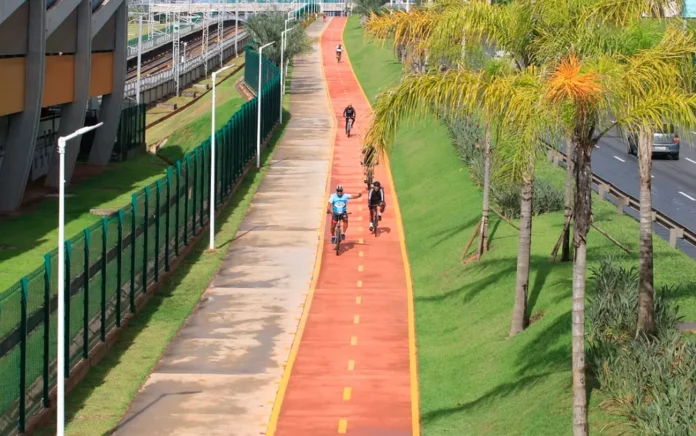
0,0,127,212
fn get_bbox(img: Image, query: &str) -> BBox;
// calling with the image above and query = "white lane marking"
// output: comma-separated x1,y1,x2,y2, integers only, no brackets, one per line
595,145,600,149
686,157,696,165
613,156,625,162
651,175,654,178
679,191,696,201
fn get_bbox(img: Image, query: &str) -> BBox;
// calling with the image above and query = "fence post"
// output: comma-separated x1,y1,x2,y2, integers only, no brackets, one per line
65,241,72,377
83,228,90,358
130,195,137,312
154,180,161,282
43,254,51,407
193,149,199,235
100,217,108,341
185,156,190,245
165,169,171,272
117,210,123,327
19,277,28,433
200,145,206,229
143,186,150,292
175,161,181,256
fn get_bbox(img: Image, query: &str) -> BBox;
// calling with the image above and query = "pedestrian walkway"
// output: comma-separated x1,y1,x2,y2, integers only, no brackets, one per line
112,20,333,436
267,18,420,435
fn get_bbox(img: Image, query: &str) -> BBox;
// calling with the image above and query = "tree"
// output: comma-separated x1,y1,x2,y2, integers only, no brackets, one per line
351,0,388,18
245,12,312,67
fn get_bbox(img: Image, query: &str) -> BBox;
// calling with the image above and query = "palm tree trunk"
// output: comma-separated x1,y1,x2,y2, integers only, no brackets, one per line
478,121,492,257
561,134,575,261
636,128,655,336
510,174,533,336
572,140,591,436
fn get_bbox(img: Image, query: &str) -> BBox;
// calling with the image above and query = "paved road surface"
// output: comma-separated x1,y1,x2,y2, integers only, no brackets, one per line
112,20,332,436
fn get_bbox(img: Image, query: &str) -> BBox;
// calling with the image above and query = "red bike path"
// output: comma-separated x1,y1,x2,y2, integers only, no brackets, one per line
267,18,420,436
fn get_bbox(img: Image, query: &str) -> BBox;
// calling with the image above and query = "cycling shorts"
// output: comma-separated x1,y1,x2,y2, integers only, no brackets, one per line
332,212,348,223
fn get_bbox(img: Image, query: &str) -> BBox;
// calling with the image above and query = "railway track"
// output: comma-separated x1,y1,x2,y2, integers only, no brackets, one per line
126,26,244,81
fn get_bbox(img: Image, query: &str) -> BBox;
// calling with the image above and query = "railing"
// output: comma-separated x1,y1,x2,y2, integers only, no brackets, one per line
124,31,249,97
0,48,281,436
544,145,696,249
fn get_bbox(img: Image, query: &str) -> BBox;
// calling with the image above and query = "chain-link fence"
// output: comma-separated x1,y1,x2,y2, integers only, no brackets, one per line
0,48,280,435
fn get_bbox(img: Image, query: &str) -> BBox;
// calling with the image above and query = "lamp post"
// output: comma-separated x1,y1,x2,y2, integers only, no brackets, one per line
209,65,232,251
257,41,275,169
280,27,295,122
56,123,103,436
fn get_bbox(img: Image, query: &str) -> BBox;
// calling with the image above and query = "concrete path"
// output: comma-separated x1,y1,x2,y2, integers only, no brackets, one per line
113,20,332,436
268,18,420,436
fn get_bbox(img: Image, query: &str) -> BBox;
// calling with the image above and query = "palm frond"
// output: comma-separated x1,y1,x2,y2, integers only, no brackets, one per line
584,0,683,26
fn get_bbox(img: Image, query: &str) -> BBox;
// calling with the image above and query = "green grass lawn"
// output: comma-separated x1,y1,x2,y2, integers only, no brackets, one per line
344,16,696,435
0,61,247,294
35,74,293,436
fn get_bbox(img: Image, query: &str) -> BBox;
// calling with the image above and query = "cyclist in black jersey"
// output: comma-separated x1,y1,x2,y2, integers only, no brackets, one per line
343,104,356,133
367,181,386,232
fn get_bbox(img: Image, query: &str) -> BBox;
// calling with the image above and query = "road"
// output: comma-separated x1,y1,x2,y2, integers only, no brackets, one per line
561,128,696,234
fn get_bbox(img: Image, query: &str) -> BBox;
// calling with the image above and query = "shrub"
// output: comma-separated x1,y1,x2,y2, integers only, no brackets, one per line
587,258,694,435
445,117,564,219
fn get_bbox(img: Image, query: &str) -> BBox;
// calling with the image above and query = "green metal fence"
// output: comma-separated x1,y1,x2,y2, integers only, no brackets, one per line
113,103,146,161
0,49,281,436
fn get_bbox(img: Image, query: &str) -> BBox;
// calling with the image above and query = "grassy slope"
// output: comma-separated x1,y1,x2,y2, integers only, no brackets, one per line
35,70,293,436
344,16,696,435
0,61,246,292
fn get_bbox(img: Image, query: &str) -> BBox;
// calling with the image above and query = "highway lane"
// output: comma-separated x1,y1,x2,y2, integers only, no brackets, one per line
590,130,696,233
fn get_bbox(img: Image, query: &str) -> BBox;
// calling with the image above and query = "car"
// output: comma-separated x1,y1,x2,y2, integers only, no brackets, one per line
627,124,680,160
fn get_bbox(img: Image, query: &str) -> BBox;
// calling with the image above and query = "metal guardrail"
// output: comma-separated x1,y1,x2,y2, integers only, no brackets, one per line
124,30,249,97
544,144,696,249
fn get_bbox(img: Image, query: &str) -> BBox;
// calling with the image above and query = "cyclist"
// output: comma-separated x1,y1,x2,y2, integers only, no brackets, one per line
367,181,386,232
336,44,343,62
343,103,356,134
362,144,377,185
327,185,362,243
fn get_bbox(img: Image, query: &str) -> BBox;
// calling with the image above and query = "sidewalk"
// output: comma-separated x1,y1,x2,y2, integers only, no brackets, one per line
268,18,420,435
113,20,333,436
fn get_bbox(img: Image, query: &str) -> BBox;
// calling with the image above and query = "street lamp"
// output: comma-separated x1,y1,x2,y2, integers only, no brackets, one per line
136,16,143,104
209,65,232,251
280,27,295,121
56,122,103,436
256,41,275,169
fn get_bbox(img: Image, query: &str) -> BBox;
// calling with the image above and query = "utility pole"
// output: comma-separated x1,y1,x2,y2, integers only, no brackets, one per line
202,8,209,76
136,16,143,104
173,12,181,96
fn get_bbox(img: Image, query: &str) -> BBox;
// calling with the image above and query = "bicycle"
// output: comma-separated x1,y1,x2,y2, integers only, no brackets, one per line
346,117,353,137
330,212,351,255
362,161,378,191
369,204,380,237
337,51,342,63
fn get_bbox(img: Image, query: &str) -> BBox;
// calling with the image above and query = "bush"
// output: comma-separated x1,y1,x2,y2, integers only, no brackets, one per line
445,117,564,219
587,258,695,435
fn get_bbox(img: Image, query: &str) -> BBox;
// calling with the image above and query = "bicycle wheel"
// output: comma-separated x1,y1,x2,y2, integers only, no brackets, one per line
335,222,341,255
347,120,351,137
373,207,379,237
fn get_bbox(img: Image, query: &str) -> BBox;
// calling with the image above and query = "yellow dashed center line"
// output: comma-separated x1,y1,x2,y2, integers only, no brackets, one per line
350,336,357,346
358,265,364,272
358,238,364,244
356,296,361,305
354,315,360,324
359,251,364,257
343,387,352,401
347,360,355,370
338,419,348,433
358,216,363,221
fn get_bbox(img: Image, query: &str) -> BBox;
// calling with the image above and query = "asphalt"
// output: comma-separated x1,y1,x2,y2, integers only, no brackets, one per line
111,19,332,436
591,129,696,231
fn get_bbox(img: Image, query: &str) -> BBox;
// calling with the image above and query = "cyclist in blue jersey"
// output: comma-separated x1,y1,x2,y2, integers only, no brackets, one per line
327,185,362,244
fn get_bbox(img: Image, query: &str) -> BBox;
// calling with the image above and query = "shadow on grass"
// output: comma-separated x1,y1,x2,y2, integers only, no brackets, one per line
0,148,189,291
421,372,560,425
33,118,289,436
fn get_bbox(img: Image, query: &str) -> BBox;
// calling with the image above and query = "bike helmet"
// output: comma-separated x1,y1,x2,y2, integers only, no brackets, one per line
373,181,381,188
336,185,344,191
